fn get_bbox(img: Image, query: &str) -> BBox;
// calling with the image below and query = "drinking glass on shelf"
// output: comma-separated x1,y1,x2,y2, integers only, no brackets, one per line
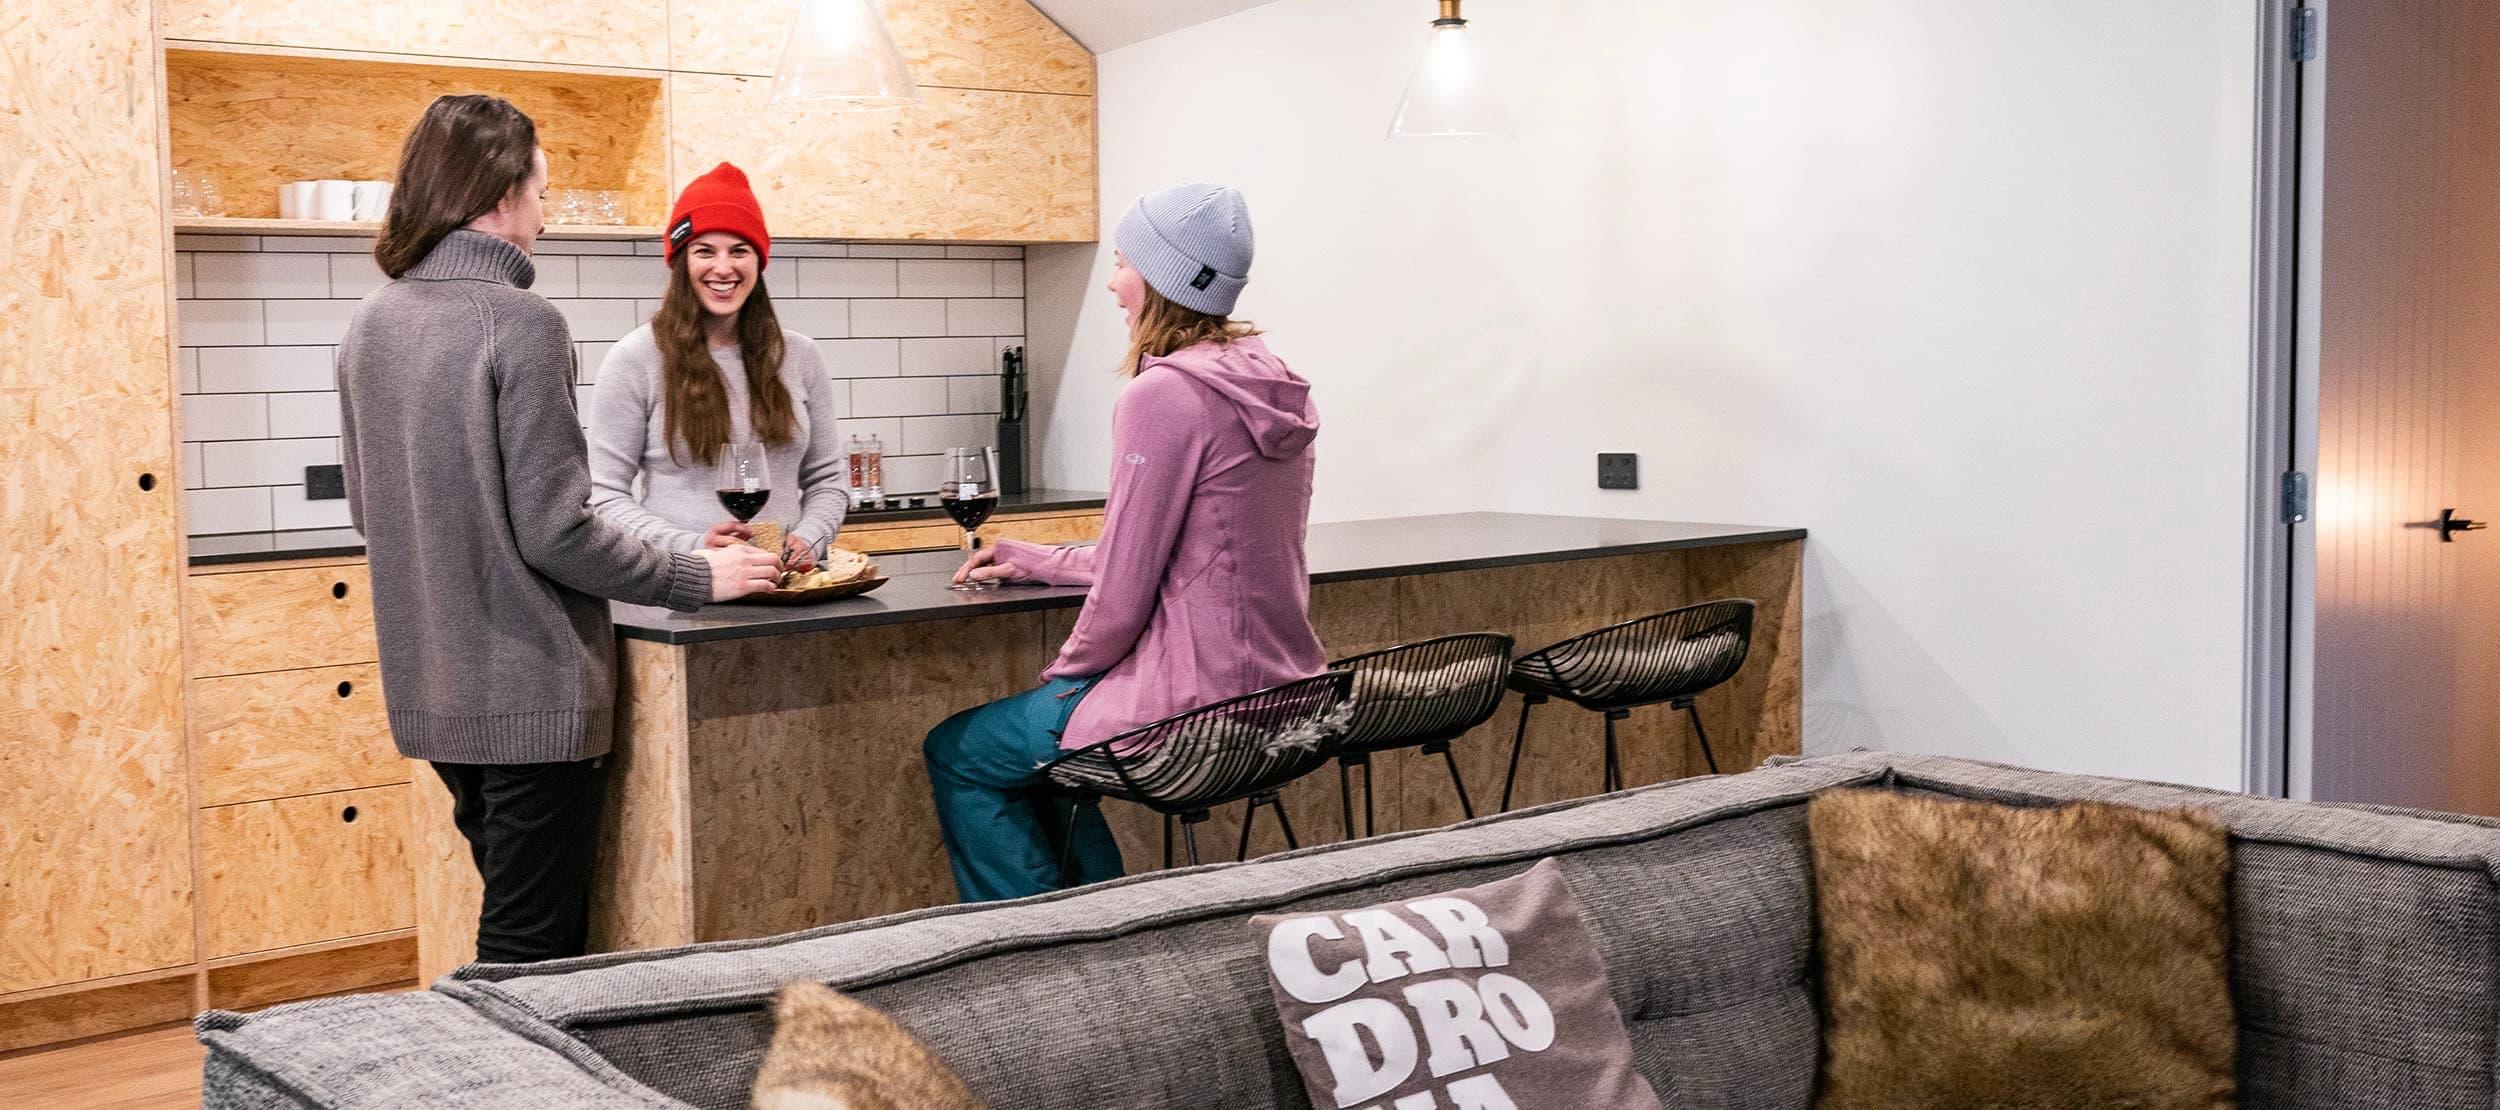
941,447,1000,591
171,167,224,218
715,441,772,530
548,187,586,225
591,189,625,226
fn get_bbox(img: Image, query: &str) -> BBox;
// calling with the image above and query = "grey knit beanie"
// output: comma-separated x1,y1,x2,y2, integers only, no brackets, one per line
1115,182,1253,316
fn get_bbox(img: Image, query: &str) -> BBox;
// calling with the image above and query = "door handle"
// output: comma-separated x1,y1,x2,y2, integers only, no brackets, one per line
2441,508,2487,542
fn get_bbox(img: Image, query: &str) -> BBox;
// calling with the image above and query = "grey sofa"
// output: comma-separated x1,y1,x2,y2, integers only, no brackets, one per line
199,750,2500,1108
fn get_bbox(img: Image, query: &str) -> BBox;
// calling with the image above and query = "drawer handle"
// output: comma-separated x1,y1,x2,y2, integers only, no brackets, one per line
341,806,359,823
336,681,353,698
331,582,349,600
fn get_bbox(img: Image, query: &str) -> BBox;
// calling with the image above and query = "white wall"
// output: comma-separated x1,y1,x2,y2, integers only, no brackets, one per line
1032,0,2260,787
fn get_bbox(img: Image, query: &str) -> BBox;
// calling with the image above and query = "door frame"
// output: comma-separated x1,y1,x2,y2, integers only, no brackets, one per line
2244,0,2312,799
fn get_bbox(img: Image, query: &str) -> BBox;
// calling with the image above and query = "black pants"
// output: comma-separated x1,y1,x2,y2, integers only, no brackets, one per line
430,758,607,965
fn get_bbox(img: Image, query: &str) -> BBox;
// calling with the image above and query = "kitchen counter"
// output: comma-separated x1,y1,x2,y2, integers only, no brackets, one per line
415,512,1809,978
614,514,1808,643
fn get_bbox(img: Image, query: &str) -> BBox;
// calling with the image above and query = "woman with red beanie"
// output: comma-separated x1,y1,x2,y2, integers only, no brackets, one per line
588,163,849,567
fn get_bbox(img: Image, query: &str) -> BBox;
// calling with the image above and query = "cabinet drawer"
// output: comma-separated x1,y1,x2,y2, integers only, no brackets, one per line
192,663,406,807
836,512,1105,556
989,512,1104,548
187,566,378,677
202,786,414,958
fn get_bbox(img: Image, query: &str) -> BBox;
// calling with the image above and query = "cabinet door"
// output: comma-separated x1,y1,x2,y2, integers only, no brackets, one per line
187,565,380,678
672,0,1093,95
672,74,1096,242
160,0,668,70
201,786,416,957
0,0,195,992
192,663,406,807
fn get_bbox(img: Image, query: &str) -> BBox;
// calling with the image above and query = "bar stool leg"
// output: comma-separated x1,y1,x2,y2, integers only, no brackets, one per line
1056,798,1085,884
1162,813,1175,870
1182,815,1204,867
1434,742,1477,820
1500,696,1543,813
1236,798,1261,861
1362,765,1376,839
1602,710,1626,793
1682,701,1722,774
1337,759,1358,840
1273,797,1300,851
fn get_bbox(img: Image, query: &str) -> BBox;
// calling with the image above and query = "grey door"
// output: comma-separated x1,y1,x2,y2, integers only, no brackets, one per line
2308,0,2500,813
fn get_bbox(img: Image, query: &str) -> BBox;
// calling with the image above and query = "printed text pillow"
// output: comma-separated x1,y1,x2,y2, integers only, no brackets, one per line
1251,859,1663,1110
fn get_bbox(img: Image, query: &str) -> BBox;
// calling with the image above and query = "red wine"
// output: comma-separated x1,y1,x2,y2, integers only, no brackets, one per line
717,488,771,522
942,493,998,530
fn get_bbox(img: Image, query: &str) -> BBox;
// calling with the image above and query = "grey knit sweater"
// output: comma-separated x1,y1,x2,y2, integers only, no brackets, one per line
337,230,712,764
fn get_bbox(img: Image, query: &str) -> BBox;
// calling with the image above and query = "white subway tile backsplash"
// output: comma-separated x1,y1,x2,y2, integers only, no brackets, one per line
199,346,333,393
534,240,636,255
266,300,358,345
820,338,900,378
183,393,269,442
268,392,343,438
851,377,949,418
797,259,897,299
993,261,1025,297
188,487,273,535
577,341,617,384
946,245,1023,260
947,299,1023,337
531,256,580,299
201,437,337,488
175,255,196,299
575,386,595,418
271,484,354,531
634,240,667,256
902,414,997,455
852,299,948,338
175,234,258,252
260,236,374,253
179,348,201,394
195,253,330,299
849,244,949,259
329,253,388,299
775,298,849,339
948,376,1002,414
877,453,946,493
900,337,995,377
553,298,640,342
576,256,653,299
183,443,204,490
898,260,996,298
773,242,847,258
180,301,264,346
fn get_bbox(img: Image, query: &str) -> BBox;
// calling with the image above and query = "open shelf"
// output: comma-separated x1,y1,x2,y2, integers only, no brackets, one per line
174,217,661,241
164,46,669,227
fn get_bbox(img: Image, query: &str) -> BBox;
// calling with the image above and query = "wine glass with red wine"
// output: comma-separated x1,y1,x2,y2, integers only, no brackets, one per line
942,447,999,591
715,441,772,530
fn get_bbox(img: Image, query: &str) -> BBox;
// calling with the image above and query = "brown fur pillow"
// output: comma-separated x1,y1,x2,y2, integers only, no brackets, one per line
749,982,986,1110
1808,789,2236,1109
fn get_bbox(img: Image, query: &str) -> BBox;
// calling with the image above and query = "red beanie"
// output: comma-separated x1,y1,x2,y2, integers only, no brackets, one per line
665,163,772,268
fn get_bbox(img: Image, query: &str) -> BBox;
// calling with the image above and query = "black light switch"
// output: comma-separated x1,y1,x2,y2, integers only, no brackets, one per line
1597,453,1639,491
305,464,347,500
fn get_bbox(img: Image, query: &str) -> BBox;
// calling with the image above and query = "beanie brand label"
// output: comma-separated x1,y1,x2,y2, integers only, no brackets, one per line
1191,265,1218,291
668,216,695,246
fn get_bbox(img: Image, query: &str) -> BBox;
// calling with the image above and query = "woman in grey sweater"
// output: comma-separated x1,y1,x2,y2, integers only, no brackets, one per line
587,163,849,566
338,97,780,965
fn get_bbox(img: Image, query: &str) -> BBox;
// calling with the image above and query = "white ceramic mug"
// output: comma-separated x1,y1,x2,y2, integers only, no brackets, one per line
313,179,356,222
279,181,317,220
351,181,392,222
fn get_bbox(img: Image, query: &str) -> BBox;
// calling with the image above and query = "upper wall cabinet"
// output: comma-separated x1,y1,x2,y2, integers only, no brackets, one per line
161,0,669,70
672,0,1093,95
672,75,1094,241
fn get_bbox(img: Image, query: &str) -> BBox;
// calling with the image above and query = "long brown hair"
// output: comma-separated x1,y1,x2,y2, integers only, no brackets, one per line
1121,283,1260,377
374,96,539,278
652,250,795,466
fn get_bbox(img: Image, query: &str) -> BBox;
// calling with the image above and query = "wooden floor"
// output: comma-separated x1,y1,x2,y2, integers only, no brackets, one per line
0,1025,206,1109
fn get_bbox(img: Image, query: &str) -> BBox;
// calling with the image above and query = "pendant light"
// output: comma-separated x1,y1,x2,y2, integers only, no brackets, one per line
770,0,921,108
1387,0,1507,139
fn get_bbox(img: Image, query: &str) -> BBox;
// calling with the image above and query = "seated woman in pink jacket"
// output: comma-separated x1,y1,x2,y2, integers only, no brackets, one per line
926,182,1327,902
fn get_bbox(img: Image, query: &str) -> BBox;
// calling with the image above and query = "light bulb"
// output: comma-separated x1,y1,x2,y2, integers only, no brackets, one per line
771,0,921,109
1389,15,1507,139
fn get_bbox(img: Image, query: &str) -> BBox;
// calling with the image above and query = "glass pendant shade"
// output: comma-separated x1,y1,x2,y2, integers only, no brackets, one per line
1388,17,1507,139
770,0,921,108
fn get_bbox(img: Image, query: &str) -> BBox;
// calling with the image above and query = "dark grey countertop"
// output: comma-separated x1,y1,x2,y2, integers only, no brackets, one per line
613,513,1807,645
183,488,1108,568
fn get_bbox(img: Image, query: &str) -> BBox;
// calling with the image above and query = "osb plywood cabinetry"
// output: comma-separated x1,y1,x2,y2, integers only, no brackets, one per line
0,0,194,1006
200,786,416,957
165,46,671,226
839,508,1105,555
161,0,668,70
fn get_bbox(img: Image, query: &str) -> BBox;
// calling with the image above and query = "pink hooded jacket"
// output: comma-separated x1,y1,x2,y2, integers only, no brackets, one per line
991,335,1328,751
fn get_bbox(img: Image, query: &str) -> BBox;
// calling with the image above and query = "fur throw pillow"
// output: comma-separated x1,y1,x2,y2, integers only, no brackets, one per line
1809,789,2236,1109
749,982,986,1110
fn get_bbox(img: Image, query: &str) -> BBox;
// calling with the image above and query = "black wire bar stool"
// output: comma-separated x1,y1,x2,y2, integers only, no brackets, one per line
1498,599,1756,812
1329,633,1515,840
1041,670,1357,870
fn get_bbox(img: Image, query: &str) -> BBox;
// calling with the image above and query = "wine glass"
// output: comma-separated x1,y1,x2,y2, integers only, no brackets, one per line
715,441,772,533
941,447,999,591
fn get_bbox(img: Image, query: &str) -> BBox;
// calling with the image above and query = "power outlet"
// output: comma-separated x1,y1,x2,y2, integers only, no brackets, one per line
305,464,346,501
1597,453,1639,491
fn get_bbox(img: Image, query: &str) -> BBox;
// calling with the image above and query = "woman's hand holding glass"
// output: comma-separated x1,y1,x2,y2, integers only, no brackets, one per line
952,546,1028,587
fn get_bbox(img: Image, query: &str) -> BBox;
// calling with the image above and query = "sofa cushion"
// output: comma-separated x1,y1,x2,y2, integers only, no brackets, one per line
443,758,1887,1110
1807,788,2235,1108
1252,858,1664,1110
